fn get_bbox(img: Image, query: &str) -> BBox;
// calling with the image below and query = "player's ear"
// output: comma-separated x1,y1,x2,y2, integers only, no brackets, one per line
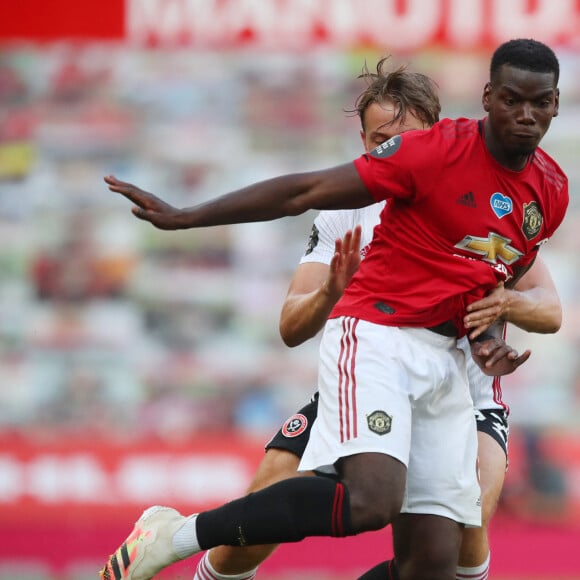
553,88,560,118
482,82,492,113
360,129,369,151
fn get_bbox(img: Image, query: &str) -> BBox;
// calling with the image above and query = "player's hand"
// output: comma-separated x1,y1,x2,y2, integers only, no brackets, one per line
470,337,531,376
464,282,509,340
326,226,362,299
104,175,183,230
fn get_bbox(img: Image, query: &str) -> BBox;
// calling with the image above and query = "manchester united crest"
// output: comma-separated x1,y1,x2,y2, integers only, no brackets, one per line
367,410,392,435
522,201,543,240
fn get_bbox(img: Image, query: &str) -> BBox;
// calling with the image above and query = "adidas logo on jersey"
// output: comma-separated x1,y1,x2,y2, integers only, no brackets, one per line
457,191,476,207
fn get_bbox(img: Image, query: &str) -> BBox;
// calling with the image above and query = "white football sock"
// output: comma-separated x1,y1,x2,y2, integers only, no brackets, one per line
172,514,200,559
456,551,490,580
193,551,258,580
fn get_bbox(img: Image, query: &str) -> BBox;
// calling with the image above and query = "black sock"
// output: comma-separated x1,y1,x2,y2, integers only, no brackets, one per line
357,559,399,580
196,476,352,549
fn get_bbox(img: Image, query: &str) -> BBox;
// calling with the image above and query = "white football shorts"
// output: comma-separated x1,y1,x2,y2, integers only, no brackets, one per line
299,317,481,527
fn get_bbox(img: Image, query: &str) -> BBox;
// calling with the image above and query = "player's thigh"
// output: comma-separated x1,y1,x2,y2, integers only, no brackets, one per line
245,448,313,494
458,430,507,563
338,452,407,530
476,430,507,524
393,513,463,578
251,394,319,492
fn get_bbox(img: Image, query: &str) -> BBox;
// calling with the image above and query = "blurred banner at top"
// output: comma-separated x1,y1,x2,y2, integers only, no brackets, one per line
1,0,580,50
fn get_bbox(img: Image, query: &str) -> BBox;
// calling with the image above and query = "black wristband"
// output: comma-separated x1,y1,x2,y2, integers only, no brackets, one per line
470,331,495,343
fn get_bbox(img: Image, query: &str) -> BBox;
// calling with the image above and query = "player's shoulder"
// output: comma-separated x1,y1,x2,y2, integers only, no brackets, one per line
532,146,568,191
405,118,479,152
401,118,479,167
313,209,357,242
315,204,383,235
434,117,480,139
314,208,351,230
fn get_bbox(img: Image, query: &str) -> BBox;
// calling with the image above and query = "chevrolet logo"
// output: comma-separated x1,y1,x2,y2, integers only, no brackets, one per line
455,232,522,265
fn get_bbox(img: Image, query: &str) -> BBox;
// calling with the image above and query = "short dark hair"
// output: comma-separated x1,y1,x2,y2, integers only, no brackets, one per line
490,38,560,84
347,57,441,130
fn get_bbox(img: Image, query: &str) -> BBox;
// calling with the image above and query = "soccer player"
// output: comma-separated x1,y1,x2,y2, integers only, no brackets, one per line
101,39,567,580
192,59,561,580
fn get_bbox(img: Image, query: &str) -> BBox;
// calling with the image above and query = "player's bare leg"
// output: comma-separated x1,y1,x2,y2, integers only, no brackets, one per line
199,448,313,577
356,426,507,580
392,513,463,580
456,431,506,579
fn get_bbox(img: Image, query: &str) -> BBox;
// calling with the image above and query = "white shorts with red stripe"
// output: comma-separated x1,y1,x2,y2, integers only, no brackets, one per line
299,317,481,527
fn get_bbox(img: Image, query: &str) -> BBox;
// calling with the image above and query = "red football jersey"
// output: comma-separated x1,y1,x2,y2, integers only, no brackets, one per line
330,118,568,336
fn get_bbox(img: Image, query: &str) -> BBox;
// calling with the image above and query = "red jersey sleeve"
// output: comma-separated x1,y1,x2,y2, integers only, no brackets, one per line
532,148,569,243
353,122,447,203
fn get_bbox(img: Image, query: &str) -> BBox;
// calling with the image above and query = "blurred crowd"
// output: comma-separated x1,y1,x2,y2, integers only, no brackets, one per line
0,43,579,447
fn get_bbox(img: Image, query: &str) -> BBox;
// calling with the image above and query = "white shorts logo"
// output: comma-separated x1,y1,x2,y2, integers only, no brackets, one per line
367,410,392,435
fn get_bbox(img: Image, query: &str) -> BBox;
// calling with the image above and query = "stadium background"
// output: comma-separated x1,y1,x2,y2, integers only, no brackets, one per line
0,1,579,578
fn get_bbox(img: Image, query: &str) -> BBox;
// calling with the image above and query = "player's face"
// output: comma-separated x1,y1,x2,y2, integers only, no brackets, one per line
360,100,428,152
482,64,559,168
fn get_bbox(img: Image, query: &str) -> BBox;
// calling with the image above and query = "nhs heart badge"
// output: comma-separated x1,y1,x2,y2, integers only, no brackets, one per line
490,192,513,219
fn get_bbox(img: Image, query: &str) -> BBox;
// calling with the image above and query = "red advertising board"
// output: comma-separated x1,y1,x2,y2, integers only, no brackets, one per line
0,0,125,41
3,429,579,521
0,433,265,524
1,0,580,51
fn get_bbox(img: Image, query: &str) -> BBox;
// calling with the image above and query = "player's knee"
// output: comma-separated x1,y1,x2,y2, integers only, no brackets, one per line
395,515,462,579
399,536,459,580
458,525,488,566
339,453,406,530
208,545,268,575
480,487,501,528
347,482,403,530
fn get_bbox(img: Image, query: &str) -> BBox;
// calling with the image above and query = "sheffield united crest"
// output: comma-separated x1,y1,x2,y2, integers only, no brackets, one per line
282,413,308,438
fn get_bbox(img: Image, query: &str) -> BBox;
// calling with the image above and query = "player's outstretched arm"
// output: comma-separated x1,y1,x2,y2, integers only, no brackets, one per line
501,255,561,332
464,255,561,339
104,164,372,230
280,226,362,347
